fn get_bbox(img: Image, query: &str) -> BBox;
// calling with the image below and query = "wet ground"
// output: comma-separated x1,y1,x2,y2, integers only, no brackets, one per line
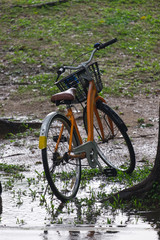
1,163,160,240
0,224,158,240
0,81,160,239
0,101,160,239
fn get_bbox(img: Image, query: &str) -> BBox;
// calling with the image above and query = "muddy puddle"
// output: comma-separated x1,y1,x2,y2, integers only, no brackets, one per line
0,115,159,239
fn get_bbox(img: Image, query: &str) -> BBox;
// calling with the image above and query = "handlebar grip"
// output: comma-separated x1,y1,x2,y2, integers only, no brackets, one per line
57,67,65,75
98,38,118,50
55,67,65,82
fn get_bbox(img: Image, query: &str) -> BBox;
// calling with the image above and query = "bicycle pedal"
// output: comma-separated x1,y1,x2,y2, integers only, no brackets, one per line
103,168,117,177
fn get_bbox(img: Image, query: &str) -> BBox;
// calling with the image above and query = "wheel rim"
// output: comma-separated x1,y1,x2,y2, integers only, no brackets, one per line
83,104,135,173
45,116,81,200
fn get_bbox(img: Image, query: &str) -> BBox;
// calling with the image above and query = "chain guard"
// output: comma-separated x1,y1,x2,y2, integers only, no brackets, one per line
73,141,98,168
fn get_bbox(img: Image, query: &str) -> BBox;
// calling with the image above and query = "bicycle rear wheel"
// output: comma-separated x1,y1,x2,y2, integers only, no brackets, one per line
41,113,81,202
83,100,135,173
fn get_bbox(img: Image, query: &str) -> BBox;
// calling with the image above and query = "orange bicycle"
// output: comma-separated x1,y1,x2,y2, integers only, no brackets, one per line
39,38,135,202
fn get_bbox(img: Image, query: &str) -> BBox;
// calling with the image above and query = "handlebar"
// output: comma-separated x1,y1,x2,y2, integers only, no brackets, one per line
95,38,117,50
56,38,117,77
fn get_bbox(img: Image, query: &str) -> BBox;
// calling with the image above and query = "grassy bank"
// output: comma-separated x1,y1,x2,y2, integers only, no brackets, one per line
0,0,159,97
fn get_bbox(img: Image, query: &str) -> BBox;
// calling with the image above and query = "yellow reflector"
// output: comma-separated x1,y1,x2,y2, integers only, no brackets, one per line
39,136,47,149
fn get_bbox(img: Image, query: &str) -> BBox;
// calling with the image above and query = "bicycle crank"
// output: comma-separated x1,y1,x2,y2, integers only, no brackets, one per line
73,141,100,168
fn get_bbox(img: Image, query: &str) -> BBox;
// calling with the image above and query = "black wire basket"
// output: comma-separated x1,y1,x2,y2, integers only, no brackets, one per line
55,62,103,103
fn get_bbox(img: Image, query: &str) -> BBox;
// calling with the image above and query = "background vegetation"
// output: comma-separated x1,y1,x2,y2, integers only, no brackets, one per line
0,0,159,97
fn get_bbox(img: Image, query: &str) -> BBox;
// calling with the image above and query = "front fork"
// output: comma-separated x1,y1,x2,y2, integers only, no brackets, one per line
94,95,114,137
87,81,114,141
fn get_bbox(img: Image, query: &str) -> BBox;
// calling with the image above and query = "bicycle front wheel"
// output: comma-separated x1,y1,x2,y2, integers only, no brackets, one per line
83,100,135,173
41,113,81,202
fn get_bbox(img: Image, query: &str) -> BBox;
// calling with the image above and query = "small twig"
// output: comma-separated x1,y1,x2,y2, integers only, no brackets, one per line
2,153,25,158
131,134,156,138
43,183,49,197
12,0,69,8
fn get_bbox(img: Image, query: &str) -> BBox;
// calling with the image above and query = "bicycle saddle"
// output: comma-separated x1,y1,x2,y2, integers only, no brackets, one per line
51,88,76,105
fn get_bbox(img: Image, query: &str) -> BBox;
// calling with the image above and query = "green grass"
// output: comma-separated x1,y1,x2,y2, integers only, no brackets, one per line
0,0,159,96
0,163,27,174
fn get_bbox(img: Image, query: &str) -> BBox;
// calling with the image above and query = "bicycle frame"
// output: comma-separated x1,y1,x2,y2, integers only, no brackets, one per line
86,80,97,141
66,108,83,150
61,80,98,157
39,39,118,166
39,81,115,166
61,79,114,163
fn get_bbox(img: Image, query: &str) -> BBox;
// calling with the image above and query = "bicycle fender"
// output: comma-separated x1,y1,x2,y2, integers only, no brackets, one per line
39,112,58,149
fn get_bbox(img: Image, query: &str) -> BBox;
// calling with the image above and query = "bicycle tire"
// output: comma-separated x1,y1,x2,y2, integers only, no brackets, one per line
41,113,81,202
83,100,135,173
